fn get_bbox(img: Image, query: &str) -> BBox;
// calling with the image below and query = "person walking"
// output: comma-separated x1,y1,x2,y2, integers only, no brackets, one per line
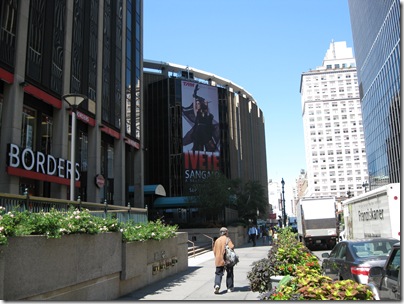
273,228,278,242
269,227,274,245
212,227,235,294
261,226,268,244
248,225,258,247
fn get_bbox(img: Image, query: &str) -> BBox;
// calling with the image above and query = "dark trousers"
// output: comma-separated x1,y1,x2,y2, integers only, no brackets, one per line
214,266,234,290
249,234,256,246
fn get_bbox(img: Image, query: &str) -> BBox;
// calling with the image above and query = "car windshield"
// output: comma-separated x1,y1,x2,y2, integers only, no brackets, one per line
351,240,395,258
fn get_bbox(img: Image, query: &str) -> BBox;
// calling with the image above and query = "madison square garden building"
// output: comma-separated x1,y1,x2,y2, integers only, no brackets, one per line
143,61,268,222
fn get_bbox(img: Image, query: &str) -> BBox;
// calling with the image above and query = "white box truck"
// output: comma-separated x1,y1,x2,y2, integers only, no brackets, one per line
296,196,338,250
342,183,400,240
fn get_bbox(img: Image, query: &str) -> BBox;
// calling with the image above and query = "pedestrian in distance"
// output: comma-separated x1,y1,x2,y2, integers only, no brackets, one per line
261,226,268,244
248,225,258,247
269,227,275,245
273,228,278,242
213,227,235,294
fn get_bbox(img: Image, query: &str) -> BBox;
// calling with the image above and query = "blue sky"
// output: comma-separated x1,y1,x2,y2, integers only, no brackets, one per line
143,0,354,185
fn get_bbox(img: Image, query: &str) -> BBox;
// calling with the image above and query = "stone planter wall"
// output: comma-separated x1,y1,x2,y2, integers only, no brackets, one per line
0,232,188,301
119,232,188,297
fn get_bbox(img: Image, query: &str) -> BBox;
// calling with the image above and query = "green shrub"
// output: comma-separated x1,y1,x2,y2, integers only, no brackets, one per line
247,258,276,293
121,219,178,242
248,226,320,289
0,206,178,246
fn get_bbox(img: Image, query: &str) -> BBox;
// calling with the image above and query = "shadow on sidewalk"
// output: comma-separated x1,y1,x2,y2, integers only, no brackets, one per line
119,266,203,300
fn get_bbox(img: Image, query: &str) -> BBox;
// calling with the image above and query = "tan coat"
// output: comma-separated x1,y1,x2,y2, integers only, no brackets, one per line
213,235,234,267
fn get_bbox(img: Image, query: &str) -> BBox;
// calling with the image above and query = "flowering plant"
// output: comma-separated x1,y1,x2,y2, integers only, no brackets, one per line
120,219,178,242
266,266,374,300
248,227,320,292
0,207,177,246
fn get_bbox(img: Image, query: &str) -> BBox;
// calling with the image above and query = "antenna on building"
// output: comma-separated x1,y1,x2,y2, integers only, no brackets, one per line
332,39,336,59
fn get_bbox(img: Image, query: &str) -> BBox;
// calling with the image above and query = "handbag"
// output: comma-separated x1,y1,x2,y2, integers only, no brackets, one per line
224,237,239,267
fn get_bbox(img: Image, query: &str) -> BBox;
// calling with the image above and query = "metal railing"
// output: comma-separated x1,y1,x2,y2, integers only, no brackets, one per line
0,192,148,224
203,234,215,249
187,240,195,257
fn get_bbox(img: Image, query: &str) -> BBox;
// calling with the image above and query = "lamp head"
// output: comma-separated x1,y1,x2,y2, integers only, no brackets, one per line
63,93,87,108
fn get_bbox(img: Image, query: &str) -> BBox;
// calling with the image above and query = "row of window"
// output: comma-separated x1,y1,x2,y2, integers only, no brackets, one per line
314,185,363,192
305,94,359,101
325,63,356,69
311,148,365,154
311,135,361,142
309,122,363,129
308,107,361,115
305,72,357,82
310,125,362,136
307,100,358,109
305,86,358,94
312,167,365,174
309,114,360,121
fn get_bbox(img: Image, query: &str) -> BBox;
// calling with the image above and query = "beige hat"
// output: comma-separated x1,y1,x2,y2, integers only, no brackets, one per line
220,227,228,233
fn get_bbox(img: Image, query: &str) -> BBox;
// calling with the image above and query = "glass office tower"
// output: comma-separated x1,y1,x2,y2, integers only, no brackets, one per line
348,0,400,188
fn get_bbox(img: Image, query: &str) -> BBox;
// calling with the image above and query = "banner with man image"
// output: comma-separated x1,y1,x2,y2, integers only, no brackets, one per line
181,81,220,194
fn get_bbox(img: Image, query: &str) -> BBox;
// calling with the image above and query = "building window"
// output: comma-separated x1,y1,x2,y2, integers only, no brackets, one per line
40,114,53,154
21,107,37,149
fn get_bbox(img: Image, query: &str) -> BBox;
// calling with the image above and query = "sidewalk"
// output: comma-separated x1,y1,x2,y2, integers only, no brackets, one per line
118,240,271,302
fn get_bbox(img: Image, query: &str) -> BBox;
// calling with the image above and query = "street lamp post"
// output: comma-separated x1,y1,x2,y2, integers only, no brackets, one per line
63,94,87,201
281,178,286,227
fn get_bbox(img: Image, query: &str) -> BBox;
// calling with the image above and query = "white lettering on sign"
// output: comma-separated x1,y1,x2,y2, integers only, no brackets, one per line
58,158,66,178
7,143,80,180
47,154,57,175
77,111,90,123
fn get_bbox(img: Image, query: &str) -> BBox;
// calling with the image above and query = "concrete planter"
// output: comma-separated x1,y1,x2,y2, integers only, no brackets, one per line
0,233,122,300
0,231,188,301
119,232,188,296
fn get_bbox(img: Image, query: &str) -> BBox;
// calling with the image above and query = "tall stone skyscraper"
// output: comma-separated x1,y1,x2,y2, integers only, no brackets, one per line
300,41,368,198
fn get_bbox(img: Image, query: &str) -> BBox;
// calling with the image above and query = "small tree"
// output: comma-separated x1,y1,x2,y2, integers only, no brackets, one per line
193,173,231,225
236,180,268,224
193,174,268,226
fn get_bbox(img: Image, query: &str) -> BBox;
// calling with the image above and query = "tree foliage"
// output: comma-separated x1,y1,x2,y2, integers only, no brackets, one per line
235,180,268,223
193,173,268,225
193,173,231,223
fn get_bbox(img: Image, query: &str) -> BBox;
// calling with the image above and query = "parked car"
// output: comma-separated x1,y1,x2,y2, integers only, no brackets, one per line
321,238,399,284
367,242,400,301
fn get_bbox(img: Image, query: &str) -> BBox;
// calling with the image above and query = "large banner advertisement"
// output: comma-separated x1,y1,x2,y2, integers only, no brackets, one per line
181,81,220,194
